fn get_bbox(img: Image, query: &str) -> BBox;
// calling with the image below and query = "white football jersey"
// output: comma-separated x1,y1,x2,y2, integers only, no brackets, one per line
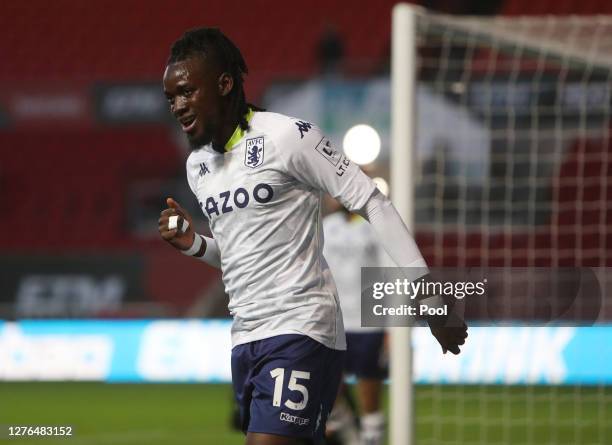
186,111,376,350
322,212,388,333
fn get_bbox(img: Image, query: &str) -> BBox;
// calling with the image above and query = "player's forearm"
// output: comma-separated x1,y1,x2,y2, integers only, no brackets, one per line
358,191,452,325
357,189,427,269
181,234,221,268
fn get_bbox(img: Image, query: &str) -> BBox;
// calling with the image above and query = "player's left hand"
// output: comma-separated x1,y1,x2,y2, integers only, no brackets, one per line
428,320,468,355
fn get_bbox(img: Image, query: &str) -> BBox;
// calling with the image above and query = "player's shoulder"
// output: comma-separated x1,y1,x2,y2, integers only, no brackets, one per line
250,110,294,130
251,110,312,133
251,111,323,147
186,146,214,169
185,147,217,189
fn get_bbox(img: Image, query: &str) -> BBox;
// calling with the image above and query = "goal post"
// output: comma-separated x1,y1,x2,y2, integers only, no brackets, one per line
390,4,419,445
390,4,611,445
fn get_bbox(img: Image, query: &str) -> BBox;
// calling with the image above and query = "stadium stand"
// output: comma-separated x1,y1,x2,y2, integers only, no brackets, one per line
0,0,609,314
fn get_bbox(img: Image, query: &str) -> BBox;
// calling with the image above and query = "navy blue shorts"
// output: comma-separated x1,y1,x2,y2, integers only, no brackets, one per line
344,332,387,379
231,334,345,443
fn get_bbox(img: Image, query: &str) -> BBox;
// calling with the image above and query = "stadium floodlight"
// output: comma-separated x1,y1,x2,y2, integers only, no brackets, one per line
343,124,381,165
391,3,611,445
372,177,389,196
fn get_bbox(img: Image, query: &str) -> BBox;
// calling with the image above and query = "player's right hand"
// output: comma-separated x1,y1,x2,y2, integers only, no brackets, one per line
158,197,196,251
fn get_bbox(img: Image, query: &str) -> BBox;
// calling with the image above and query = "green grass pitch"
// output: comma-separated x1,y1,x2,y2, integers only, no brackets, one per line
0,383,609,444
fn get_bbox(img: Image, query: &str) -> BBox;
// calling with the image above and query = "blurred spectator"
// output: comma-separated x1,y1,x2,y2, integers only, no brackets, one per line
317,23,345,75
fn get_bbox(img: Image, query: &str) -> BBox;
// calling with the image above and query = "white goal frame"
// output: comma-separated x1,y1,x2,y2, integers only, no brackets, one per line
390,4,420,445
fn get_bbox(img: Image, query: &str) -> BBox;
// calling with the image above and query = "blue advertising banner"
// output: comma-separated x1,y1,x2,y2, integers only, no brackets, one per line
0,321,610,385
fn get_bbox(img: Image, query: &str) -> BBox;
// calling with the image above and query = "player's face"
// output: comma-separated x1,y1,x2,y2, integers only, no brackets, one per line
163,57,220,149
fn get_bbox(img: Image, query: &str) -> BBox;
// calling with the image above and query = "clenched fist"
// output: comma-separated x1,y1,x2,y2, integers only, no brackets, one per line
158,197,196,251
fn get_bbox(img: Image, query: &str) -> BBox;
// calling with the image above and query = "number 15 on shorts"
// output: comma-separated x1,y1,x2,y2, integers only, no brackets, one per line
270,368,311,410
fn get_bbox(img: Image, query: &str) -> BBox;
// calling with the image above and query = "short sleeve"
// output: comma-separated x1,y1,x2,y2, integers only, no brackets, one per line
278,120,376,212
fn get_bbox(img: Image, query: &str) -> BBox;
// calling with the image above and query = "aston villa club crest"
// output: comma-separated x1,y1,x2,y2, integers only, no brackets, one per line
245,137,264,168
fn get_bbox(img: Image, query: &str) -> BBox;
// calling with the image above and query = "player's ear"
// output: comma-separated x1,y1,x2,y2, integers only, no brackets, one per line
218,72,233,97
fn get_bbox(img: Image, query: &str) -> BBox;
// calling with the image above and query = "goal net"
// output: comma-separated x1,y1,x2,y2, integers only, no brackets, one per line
391,4,611,444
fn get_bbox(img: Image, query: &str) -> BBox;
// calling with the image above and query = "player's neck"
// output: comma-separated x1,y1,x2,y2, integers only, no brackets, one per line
212,106,250,153
212,120,237,153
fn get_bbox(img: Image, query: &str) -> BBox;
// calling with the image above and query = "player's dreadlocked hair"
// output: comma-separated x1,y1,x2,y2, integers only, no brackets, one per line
168,28,263,132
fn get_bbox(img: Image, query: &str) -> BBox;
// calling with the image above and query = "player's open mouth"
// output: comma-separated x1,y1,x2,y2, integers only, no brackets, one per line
180,116,197,133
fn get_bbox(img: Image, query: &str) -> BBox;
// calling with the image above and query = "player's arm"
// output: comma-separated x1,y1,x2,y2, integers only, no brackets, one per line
158,197,221,268
355,190,468,354
279,122,466,353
